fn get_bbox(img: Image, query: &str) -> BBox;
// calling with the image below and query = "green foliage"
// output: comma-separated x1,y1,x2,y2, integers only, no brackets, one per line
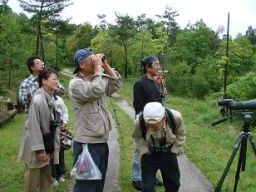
119,81,256,192
1,3,256,100
227,72,256,100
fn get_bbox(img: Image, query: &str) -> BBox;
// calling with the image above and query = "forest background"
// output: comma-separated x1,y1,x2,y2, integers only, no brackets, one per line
1,1,256,191
1,0,256,108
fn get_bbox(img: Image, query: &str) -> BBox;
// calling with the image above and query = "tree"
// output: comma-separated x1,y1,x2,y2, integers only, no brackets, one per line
18,0,72,61
246,26,256,45
96,14,108,30
0,0,11,12
156,6,179,46
66,23,98,55
109,13,136,78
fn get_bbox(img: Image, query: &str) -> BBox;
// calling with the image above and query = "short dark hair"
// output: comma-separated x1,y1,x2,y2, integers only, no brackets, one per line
38,69,59,88
26,56,41,74
141,56,158,74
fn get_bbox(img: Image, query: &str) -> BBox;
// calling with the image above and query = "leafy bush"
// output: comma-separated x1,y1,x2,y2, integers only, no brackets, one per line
227,72,256,100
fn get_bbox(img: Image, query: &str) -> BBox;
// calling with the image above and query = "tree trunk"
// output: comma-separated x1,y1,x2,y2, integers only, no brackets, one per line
123,41,128,79
8,58,12,89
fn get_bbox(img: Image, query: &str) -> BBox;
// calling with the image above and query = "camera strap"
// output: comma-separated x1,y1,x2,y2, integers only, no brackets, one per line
139,108,176,140
149,130,173,153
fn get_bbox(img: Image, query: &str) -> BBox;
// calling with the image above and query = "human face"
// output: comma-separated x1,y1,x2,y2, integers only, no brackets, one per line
145,116,165,131
79,54,94,75
42,73,59,94
31,59,44,74
146,60,161,77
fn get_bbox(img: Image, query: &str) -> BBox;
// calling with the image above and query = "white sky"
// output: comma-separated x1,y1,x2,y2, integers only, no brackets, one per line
7,0,256,37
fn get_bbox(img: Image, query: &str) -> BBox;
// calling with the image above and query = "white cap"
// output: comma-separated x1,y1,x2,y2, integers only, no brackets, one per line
143,102,165,124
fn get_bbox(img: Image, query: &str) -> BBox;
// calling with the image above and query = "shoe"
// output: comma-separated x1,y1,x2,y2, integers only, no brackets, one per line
155,178,163,186
59,176,65,182
132,180,143,191
52,178,59,186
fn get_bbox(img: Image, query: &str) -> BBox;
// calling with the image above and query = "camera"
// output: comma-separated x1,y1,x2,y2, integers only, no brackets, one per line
49,119,59,132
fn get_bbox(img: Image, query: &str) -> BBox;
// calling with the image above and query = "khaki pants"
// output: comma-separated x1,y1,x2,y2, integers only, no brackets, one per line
24,164,53,192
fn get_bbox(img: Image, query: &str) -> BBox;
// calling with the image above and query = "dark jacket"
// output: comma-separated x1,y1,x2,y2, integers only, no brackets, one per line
133,75,162,115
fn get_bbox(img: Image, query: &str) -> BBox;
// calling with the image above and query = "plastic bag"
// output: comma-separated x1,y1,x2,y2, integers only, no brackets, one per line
71,144,102,180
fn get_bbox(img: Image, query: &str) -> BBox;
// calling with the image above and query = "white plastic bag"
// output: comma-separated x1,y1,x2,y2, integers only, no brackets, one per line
71,144,102,180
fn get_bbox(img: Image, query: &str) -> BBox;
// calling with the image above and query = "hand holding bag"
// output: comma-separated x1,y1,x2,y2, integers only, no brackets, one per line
71,144,102,180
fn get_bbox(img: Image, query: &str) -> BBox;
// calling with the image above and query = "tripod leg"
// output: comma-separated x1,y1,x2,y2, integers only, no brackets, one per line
214,134,243,192
233,135,247,192
249,134,256,156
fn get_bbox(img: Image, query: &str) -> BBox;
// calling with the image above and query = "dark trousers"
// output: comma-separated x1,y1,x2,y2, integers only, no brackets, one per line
51,148,65,180
73,141,109,192
141,151,180,192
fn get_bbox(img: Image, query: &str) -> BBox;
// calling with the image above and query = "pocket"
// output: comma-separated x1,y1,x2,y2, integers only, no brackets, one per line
43,132,55,154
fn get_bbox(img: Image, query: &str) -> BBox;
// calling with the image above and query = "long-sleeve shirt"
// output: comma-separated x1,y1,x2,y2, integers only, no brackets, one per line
133,75,162,115
19,74,65,115
69,71,122,144
132,108,186,158
18,88,58,168
54,95,69,124
19,74,38,114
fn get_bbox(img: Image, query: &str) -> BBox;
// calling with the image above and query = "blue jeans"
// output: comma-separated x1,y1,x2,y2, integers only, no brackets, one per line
132,149,142,181
73,141,109,192
141,151,180,192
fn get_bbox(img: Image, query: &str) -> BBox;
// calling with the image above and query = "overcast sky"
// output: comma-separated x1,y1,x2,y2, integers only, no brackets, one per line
8,0,256,37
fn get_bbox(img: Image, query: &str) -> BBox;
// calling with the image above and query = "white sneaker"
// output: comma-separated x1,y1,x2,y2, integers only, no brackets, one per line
59,176,65,182
52,178,59,186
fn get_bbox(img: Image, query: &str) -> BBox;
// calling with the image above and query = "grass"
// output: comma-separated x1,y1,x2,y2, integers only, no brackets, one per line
1,75,256,192
116,79,256,192
0,73,74,191
0,100,74,192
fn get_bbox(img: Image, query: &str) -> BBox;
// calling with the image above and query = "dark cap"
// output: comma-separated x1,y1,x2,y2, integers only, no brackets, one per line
73,48,94,74
141,55,158,67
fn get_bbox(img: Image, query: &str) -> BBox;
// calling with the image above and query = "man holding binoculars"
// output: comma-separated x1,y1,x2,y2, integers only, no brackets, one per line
69,48,122,192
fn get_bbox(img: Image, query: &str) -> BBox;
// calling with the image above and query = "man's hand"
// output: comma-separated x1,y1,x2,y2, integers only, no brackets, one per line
36,151,49,162
92,54,103,73
59,123,66,131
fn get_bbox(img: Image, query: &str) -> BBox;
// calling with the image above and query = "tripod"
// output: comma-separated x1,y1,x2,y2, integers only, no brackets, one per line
214,112,256,192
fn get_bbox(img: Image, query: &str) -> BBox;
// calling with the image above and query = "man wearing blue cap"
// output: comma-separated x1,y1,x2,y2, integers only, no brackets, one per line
69,48,122,192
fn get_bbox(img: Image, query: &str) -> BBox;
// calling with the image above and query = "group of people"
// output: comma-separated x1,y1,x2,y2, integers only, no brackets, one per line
18,56,70,191
17,48,186,192
132,56,186,192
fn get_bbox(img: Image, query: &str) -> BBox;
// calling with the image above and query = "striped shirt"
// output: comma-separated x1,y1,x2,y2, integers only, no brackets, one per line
19,74,38,114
